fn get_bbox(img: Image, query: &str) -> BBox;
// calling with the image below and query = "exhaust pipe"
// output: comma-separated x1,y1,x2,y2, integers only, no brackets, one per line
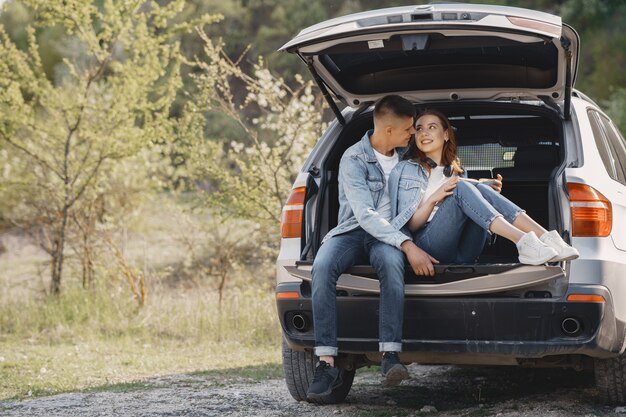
561,317,582,336
292,314,309,332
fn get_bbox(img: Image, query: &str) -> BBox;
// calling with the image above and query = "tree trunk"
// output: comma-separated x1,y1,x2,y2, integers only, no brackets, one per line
217,272,227,342
82,243,94,289
81,227,95,289
50,206,69,294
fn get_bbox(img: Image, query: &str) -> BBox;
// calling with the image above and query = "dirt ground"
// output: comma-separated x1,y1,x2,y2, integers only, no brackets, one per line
2,363,626,417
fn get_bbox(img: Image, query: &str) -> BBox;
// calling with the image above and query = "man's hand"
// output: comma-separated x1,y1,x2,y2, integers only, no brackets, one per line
401,240,439,277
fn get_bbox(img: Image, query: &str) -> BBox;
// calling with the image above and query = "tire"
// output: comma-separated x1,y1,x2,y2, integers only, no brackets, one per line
281,338,355,404
595,353,626,405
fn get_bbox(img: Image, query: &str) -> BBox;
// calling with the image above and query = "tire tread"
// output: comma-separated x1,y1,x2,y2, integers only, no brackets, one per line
595,354,626,405
281,339,355,404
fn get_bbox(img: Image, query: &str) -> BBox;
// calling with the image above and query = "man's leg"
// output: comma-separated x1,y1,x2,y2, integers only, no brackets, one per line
367,236,409,385
308,228,368,400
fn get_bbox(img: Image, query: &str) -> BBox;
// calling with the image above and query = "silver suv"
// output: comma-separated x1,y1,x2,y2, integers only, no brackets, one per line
276,3,626,404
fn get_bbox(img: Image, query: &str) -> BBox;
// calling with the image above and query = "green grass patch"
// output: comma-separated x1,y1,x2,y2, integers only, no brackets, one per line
0,284,282,400
0,195,284,401
0,335,282,400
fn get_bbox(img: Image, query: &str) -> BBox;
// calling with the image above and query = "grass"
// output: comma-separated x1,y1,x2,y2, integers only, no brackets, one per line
0,195,287,401
0,286,283,400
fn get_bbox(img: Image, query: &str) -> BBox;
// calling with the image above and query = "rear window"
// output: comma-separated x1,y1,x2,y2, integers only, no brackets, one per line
315,34,559,94
588,109,622,183
458,144,515,172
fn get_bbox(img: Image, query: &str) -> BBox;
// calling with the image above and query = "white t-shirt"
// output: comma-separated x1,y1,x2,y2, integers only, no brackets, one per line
419,166,448,222
373,149,399,222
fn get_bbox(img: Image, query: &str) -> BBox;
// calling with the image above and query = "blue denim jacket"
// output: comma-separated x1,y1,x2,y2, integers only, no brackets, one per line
322,131,429,249
391,159,470,227
388,158,429,232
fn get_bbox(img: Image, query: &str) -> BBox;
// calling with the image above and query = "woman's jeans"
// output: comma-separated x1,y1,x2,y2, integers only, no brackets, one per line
311,227,405,356
413,181,523,263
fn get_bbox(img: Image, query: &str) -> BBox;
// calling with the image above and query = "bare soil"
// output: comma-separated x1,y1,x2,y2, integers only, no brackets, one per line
2,363,625,417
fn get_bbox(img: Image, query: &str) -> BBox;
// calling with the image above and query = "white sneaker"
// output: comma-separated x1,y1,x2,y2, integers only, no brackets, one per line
516,231,559,265
540,230,580,262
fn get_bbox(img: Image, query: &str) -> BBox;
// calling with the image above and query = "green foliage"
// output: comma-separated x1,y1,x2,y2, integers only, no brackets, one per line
183,33,325,236
0,0,219,292
604,87,626,134
561,0,626,101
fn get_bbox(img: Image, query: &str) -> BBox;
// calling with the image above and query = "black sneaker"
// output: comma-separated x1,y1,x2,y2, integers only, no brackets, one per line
306,361,342,402
381,352,409,386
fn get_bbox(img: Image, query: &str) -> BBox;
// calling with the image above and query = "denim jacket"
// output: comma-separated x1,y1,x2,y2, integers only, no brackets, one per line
322,131,429,249
388,158,429,233
391,159,468,227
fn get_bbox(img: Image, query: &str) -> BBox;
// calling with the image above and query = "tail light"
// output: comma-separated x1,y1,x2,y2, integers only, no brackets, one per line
567,183,612,237
280,187,306,238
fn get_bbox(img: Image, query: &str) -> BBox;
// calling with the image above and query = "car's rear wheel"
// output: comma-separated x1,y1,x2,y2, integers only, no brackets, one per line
282,338,355,404
594,353,626,404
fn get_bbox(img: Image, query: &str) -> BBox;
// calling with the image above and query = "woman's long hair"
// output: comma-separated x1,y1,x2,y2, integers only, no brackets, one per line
409,109,464,175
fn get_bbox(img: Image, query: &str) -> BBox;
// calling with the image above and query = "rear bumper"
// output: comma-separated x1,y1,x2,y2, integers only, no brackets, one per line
276,282,624,359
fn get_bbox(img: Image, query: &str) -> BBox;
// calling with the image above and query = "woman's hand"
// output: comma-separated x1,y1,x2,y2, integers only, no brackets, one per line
426,176,459,206
408,176,459,232
490,174,503,193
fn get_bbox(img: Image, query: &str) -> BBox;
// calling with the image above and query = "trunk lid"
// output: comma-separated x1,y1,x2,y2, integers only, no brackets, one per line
280,4,579,117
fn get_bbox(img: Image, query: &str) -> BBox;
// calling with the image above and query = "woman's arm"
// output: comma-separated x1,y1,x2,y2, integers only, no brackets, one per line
407,199,438,231
407,176,459,232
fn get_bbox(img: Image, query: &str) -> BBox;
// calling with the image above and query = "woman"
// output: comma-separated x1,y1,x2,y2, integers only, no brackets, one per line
392,109,579,266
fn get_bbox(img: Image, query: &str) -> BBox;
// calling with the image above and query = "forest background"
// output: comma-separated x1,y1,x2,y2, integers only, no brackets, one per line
0,0,624,400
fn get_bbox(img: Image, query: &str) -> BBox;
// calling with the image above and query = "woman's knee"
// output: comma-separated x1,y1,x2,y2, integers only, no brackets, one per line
453,179,474,195
475,182,496,196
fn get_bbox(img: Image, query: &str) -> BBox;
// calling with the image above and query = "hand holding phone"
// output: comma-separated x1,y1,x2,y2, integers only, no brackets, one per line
478,178,498,185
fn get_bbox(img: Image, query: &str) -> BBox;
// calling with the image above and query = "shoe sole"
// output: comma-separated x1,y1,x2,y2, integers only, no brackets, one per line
549,252,580,262
306,377,343,403
519,250,558,265
306,392,331,403
383,365,409,386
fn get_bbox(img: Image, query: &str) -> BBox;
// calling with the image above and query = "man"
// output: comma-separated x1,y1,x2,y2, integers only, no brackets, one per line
306,95,438,402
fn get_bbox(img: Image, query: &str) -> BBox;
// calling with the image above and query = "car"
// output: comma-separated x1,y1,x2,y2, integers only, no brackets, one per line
275,3,626,405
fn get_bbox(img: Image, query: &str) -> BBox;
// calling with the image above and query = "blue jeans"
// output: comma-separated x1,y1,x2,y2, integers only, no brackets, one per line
413,181,523,263
311,227,406,356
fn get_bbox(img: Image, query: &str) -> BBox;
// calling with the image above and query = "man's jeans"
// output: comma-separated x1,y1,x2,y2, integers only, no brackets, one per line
413,181,523,263
311,228,405,357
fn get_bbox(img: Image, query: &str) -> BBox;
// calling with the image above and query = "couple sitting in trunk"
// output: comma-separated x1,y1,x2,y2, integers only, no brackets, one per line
306,95,579,402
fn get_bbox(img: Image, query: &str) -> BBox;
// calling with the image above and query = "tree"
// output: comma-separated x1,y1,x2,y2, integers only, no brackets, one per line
0,0,219,293
184,32,325,239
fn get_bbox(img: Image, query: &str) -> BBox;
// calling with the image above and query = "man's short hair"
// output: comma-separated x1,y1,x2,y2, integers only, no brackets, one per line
373,95,416,120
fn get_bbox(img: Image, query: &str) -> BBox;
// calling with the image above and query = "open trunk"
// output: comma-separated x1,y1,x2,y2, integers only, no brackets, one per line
297,102,567,295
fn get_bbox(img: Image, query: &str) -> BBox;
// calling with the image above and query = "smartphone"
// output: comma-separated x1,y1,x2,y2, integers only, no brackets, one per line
459,177,498,185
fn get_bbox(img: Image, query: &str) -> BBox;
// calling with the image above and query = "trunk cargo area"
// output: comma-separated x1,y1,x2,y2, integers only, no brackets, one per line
296,102,567,294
